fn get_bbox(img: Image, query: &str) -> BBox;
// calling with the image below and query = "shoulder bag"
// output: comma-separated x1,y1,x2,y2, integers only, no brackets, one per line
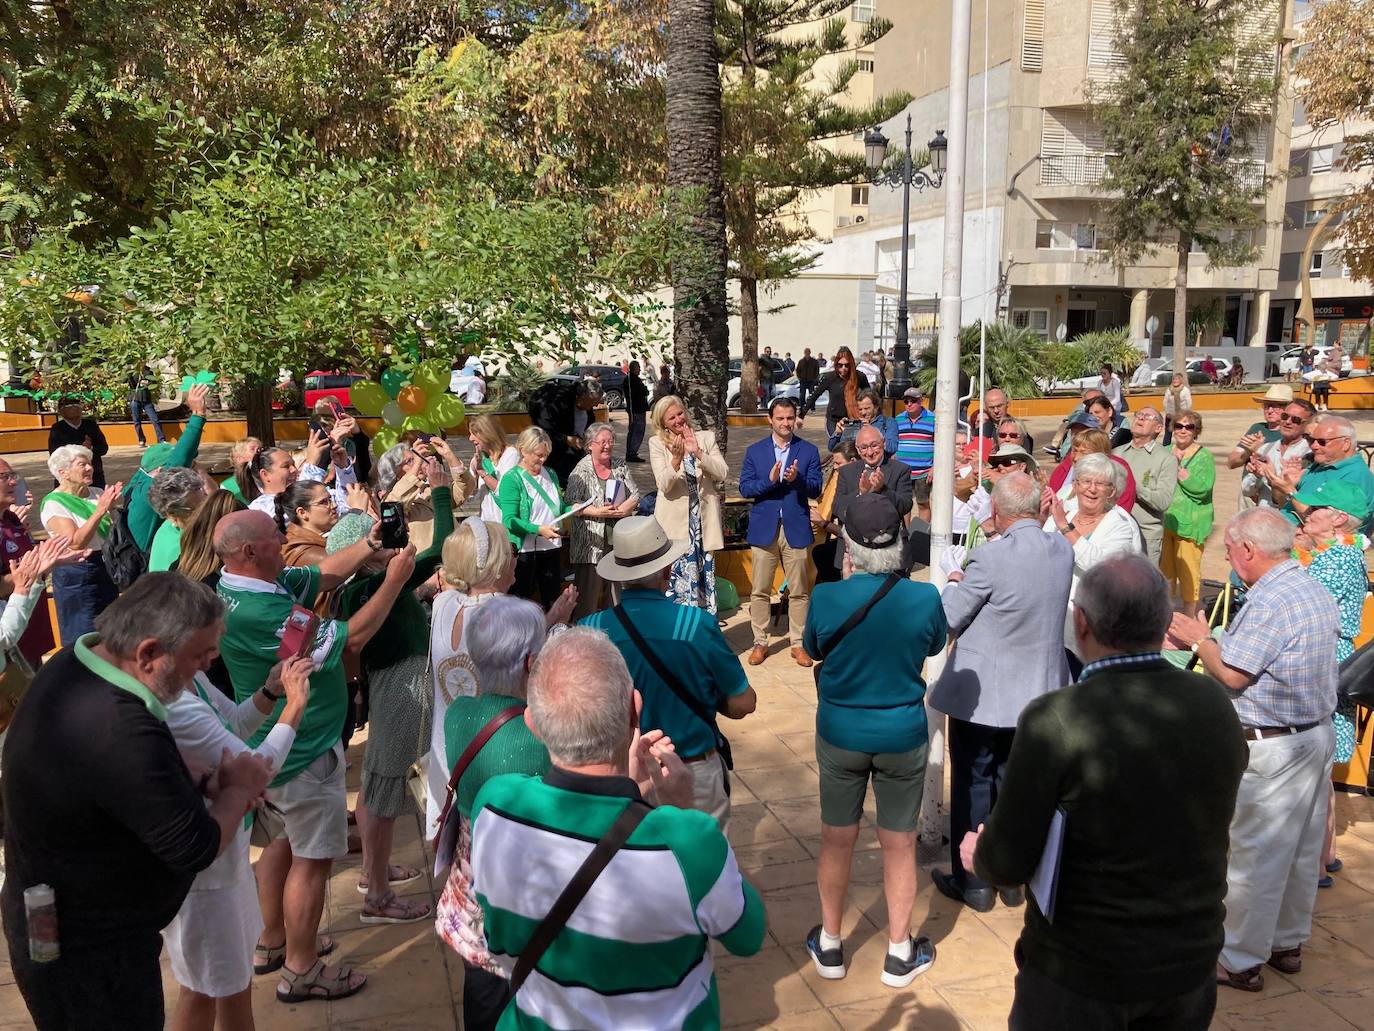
430,704,526,869
811,573,901,686
0,648,35,735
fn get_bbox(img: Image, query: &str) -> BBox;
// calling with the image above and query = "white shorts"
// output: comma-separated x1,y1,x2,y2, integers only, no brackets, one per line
164,868,263,997
266,742,347,861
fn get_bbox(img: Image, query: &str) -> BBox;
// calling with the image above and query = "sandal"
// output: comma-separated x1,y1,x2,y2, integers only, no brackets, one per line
276,958,367,1003
360,890,432,925
254,935,337,975
1216,964,1264,992
356,864,424,894
1267,947,1302,975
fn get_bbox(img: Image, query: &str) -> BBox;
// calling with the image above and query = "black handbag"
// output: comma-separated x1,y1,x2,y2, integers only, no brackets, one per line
1339,640,1374,710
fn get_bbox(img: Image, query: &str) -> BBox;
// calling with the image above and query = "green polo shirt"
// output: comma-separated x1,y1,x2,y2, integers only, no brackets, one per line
1244,421,1283,445
580,589,750,757
1285,455,1374,534
217,566,349,785
147,520,183,573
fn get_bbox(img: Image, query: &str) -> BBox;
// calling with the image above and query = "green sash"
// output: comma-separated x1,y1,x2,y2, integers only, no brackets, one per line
519,468,564,517
481,456,497,478
48,490,111,538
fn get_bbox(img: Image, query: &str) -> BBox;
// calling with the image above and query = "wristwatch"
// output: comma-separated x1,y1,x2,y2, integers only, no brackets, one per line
1061,521,1075,534
261,684,284,702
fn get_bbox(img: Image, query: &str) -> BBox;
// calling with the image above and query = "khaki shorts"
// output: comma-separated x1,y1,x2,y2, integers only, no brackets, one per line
815,735,928,832
265,742,347,861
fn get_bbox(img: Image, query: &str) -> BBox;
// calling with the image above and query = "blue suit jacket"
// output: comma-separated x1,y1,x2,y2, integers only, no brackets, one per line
739,435,823,549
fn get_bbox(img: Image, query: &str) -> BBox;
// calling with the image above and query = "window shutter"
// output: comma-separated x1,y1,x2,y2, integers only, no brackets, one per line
1022,0,1045,71
1088,0,1123,68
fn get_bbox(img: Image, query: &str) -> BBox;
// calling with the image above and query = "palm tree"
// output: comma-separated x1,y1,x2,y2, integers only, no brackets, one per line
667,0,730,440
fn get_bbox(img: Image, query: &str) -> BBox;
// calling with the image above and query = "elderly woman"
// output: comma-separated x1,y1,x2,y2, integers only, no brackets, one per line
42,444,123,642
435,595,551,1031
1162,410,1215,616
377,436,472,553
829,387,899,456
565,422,639,618
147,467,209,573
649,395,729,611
163,655,313,1031
1163,373,1193,445
1048,427,1138,512
497,426,573,608
467,414,518,522
1043,453,1144,667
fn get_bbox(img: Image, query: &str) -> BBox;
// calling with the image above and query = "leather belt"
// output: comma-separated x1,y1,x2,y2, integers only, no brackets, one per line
1243,721,1321,741
680,748,719,764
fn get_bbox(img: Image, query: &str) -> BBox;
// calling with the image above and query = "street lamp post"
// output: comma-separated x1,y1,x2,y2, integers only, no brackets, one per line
864,117,948,399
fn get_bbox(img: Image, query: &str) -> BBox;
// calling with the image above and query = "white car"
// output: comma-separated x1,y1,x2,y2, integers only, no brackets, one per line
1278,346,1353,378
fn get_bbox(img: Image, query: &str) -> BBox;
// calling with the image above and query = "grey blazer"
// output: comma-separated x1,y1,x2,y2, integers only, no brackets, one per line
928,519,1075,728
832,458,914,523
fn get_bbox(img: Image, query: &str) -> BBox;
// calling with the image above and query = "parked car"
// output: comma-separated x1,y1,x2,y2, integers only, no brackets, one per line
1277,345,1353,378
303,371,367,410
769,375,829,412
725,356,789,409
1149,357,1235,387
551,363,628,410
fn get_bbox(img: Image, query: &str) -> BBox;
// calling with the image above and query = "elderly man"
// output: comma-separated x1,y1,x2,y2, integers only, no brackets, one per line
582,516,756,826
832,425,915,569
0,457,55,663
1280,415,1374,533
2,574,272,1029
739,397,823,667
1227,386,1290,493
974,388,1032,450
214,510,415,1001
802,494,944,989
1112,406,1177,563
1243,398,1313,509
893,386,937,507
47,396,109,488
1168,508,1339,992
963,557,1246,1029
469,627,765,1028
928,472,1074,912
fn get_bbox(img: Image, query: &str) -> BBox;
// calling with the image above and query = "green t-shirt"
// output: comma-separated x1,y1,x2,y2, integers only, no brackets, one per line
217,566,349,785
445,693,548,819
221,475,245,501
1245,420,1283,445
147,520,183,573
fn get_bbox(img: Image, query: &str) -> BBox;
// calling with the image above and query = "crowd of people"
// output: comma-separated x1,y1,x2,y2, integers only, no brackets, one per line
0,355,1368,1031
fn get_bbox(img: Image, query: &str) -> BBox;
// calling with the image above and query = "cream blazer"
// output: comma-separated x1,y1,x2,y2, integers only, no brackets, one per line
648,431,729,552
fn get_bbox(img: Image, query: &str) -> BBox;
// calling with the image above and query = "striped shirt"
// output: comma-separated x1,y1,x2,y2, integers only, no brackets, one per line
471,768,766,1030
894,407,936,479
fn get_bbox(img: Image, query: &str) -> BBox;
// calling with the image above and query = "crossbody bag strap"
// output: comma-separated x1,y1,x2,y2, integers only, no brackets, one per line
429,704,525,850
508,800,651,997
817,573,901,662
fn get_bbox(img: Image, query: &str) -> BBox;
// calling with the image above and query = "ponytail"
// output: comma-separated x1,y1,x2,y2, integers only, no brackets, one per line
277,480,325,535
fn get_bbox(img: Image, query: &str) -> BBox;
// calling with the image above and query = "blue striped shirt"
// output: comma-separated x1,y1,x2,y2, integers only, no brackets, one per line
894,407,937,479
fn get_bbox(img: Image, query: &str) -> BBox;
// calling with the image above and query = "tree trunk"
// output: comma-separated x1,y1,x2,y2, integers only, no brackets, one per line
1173,237,1190,373
739,275,760,414
244,378,276,446
667,0,730,443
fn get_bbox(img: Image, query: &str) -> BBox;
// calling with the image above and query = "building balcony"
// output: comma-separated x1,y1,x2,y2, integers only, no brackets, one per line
1038,154,1267,191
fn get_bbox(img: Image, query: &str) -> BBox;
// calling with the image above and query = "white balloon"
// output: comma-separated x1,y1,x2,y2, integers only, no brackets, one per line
382,401,405,427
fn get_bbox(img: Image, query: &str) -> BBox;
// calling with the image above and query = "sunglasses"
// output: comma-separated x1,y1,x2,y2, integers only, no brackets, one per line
998,431,1021,439
1306,435,1344,446
835,363,852,370
1174,423,1198,432
1279,414,1308,424
1300,505,1331,521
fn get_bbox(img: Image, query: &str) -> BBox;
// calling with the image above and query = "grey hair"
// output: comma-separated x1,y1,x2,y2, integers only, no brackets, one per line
527,627,634,766
843,530,905,574
991,471,1041,520
149,466,206,520
1074,555,1172,652
375,444,412,495
1225,507,1295,559
1314,415,1356,441
467,595,547,700
95,572,225,657
48,444,92,480
581,421,614,449
1074,453,1121,499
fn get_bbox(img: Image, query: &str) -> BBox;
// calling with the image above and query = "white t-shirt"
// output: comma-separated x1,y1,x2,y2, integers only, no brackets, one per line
40,488,106,549
477,447,521,523
1098,375,1124,413
463,378,486,404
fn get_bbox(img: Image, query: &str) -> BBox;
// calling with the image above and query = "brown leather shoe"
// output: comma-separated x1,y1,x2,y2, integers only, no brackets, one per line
791,647,813,668
748,644,768,666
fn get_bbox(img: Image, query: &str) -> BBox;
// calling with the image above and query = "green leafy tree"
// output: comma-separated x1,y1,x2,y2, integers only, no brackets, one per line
1090,0,1279,368
719,0,908,411
915,323,1050,399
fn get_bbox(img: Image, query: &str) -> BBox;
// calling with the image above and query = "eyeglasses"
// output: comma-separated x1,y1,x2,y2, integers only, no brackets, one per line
1300,505,1331,521
1279,414,1308,424
0,472,16,482
998,431,1021,440
856,441,884,451
1174,423,1198,432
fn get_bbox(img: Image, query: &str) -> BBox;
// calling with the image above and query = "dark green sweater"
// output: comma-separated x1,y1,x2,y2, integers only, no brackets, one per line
973,658,1246,1002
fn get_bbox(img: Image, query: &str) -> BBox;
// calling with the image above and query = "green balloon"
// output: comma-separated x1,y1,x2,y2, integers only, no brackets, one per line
350,380,390,417
380,369,407,399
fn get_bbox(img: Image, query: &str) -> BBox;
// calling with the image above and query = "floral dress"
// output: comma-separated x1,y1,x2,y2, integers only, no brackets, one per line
668,453,717,613
1296,534,1368,764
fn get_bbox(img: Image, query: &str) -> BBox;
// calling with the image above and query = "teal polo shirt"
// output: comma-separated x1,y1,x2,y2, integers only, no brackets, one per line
580,589,750,757
1284,455,1374,534
803,574,947,754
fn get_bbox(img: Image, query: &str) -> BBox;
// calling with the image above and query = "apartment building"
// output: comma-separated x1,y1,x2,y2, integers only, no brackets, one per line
812,0,1295,355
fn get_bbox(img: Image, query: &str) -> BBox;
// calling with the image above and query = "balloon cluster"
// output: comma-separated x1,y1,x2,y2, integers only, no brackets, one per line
350,361,465,453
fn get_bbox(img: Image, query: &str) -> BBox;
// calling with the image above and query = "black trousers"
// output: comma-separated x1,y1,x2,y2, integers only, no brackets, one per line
514,549,562,610
461,961,512,1031
626,413,647,459
10,932,165,1031
1009,952,1216,1031
947,716,1016,891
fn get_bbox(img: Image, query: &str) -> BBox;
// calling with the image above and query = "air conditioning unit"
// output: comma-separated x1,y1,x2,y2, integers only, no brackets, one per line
855,215,866,223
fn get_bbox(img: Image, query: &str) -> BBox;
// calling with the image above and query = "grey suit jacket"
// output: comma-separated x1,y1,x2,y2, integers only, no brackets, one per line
832,458,914,524
928,519,1074,727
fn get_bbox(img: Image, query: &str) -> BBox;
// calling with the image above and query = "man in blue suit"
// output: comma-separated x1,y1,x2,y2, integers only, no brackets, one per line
740,396,823,667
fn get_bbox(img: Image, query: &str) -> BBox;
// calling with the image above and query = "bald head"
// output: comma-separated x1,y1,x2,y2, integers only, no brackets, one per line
1074,555,1171,655
214,510,282,578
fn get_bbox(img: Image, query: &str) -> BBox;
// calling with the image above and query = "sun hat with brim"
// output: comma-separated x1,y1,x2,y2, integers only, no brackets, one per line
140,443,177,471
1292,480,1370,522
1254,384,1294,405
596,516,690,582
989,443,1035,467
326,512,376,553
842,493,903,549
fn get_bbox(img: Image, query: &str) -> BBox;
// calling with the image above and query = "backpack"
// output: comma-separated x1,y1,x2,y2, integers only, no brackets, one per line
102,499,147,590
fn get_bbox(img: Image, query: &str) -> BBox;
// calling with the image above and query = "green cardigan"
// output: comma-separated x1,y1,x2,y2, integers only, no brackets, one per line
496,466,569,547
1162,444,1215,544
124,414,205,551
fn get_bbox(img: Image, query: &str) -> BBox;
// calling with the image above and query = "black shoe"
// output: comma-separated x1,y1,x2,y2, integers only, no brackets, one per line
804,924,847,980
881,935,936,988
625,454,645,463
932,869,995,913
999,886,1025,908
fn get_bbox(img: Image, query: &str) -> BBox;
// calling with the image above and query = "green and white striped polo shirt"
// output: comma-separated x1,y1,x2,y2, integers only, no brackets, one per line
471,768,766,1030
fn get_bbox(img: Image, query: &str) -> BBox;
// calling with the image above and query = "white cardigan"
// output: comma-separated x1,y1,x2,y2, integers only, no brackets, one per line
1044,502,1143,656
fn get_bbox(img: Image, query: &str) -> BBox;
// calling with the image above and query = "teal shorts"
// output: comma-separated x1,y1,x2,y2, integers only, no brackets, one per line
815,735,928,832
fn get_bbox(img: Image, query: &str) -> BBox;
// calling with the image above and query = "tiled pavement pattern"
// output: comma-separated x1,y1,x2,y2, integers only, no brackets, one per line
4,407,1374,1028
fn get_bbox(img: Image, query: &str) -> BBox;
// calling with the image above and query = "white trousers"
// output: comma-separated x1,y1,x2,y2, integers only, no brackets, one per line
1220,722,1335,972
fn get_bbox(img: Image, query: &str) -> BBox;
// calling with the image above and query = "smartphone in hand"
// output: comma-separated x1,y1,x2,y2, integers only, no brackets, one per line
380,501,409,549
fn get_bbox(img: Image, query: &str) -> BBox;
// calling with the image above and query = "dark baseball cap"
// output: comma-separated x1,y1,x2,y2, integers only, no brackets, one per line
842,493,903,549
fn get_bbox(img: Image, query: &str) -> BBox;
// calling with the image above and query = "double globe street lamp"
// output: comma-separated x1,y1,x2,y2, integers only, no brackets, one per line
864,116,948,398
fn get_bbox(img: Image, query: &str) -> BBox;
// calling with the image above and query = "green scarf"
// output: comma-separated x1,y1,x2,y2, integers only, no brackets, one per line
48,489,111,538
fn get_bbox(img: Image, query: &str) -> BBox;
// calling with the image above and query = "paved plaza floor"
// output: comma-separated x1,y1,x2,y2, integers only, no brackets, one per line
3,404,1374,1028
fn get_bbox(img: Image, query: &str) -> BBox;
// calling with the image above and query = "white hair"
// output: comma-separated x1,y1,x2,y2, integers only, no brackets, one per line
1226,507,1295,559
1074,453,1121,500
375,444,412,494
48,444,92,481
991,471,1040,520
467,595,547,700
527,627,634,766
843,530,905,574
1314,415,1356,441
